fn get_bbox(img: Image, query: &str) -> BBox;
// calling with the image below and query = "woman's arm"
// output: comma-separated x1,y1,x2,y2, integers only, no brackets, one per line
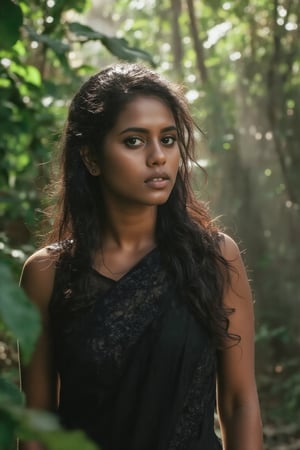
217,234,263,450
19,248,58,450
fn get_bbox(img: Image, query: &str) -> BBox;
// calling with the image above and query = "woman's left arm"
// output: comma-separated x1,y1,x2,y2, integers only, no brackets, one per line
217,234,263,450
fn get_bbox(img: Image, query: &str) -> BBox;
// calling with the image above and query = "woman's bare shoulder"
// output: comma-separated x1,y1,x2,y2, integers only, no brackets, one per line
20,246,60,312
217,232,241,261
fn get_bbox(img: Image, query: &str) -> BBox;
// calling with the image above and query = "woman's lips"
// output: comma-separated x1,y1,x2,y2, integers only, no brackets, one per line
144,175,170,189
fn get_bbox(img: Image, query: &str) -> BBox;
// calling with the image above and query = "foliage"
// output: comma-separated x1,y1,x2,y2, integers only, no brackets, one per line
0,260,100,449
0,264,40,365
0,372,98,450
0,0,154,243
256,324,300,424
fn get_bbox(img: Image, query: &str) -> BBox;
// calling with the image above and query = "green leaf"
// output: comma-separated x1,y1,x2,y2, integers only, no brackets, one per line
101,36,155,65
0,411,16,450
24,25,70,54
8,62,41,87
0,78,11,88
0,263,41,364
68,22,155,65
0,403,100,450
0,0,23,50
0,377,24,407
0,378,23,450
17,409,99,450
68,22,105,40
19,409,61,433
24,66,42,87
36,429,100,450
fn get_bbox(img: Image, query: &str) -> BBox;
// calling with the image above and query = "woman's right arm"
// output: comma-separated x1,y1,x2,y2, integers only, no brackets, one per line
19,248,58,450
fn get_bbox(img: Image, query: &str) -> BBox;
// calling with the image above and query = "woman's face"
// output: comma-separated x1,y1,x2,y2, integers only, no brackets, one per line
97,95,180,209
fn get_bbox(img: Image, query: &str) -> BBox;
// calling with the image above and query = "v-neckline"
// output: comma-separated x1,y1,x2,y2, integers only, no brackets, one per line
90,247,158,283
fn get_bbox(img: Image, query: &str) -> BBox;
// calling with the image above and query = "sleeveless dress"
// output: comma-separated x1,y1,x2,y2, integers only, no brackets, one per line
49,247,222,450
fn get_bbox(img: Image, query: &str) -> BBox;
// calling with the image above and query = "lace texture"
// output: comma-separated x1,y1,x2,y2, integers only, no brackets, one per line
86,252,168,370
50,249,168,375
168,349,217,449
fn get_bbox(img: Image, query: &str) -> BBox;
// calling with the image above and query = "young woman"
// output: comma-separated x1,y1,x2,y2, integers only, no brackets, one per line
20,63,263,450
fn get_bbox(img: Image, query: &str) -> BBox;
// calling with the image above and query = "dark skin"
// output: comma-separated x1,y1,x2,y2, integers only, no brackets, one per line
20,96,263,450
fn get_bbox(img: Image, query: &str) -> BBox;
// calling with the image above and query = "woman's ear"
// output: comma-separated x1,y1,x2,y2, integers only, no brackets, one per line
80,147,101,176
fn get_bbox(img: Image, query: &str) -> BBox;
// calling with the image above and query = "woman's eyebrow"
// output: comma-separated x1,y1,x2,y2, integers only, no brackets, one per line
119,125,177,135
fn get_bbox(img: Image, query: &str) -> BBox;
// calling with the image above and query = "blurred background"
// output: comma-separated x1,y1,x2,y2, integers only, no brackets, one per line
0,0,299,448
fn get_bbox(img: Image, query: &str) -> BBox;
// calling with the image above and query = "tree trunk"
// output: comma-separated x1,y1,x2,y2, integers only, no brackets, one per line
186,0,208,83
170,0,183,79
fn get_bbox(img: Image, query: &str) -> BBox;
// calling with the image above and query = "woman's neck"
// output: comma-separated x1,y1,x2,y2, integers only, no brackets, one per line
101,204,157,252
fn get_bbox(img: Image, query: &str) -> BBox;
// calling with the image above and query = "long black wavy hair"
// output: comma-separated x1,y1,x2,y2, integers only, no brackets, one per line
44,63,238,348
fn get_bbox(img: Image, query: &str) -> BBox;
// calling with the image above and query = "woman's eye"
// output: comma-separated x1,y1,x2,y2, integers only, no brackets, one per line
161,136,176,146
124,136,144,148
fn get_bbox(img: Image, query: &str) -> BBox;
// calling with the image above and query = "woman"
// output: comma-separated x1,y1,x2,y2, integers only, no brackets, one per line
20,63,263,450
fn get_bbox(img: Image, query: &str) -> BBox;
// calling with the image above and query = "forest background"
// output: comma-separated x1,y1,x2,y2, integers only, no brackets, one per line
0,0,299,449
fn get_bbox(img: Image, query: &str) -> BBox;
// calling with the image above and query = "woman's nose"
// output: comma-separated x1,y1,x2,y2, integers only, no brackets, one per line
147,140,166,166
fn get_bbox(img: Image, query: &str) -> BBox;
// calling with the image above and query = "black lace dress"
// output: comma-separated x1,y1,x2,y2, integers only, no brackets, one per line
49,248,222,450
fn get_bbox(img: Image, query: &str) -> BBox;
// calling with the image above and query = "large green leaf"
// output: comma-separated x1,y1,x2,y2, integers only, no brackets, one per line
18,409,99,450
0,378,99,450
68,22,155,65
0,377,24,406
0,400,99,450
0,0,23,50
0,412,16,450
68,22,105,40
0,263,41,364
0,377,24,450
101,36,155,65
36,429,99,450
